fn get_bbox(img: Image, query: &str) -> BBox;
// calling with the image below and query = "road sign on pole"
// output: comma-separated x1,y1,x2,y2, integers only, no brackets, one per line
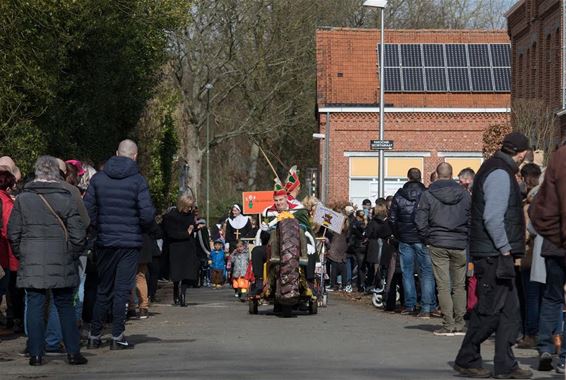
370,140,394,151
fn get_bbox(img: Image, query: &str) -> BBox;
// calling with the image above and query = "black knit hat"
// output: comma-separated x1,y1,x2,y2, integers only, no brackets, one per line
502,132,530,153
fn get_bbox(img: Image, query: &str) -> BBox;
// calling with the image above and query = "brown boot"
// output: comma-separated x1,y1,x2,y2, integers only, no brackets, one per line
516,335,537,349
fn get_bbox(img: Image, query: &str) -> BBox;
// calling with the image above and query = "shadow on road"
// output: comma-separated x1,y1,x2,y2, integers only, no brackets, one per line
404,324,439,332
127,334,197,346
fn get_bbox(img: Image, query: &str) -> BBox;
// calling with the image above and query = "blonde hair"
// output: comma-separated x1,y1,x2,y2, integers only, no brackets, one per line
176,194,194,213
302,195,319,211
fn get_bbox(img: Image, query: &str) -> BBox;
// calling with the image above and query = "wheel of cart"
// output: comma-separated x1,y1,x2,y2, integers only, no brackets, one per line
308,298,318,314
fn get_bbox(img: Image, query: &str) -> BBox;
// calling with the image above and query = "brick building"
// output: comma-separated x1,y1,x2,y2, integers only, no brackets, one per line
506,0,566,136
316,28,511,205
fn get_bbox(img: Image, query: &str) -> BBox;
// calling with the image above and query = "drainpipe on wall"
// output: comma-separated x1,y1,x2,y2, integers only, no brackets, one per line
563,0,566,109
324,111,330,204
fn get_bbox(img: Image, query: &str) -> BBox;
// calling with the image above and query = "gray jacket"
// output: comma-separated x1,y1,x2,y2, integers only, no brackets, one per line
8,181,86,289
415,180,471,250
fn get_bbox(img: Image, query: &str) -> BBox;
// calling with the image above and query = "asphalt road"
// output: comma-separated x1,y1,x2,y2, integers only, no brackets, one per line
0,286,562,380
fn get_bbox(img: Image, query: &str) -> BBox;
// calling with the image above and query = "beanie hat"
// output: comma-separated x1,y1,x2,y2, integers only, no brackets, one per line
502,132,530,154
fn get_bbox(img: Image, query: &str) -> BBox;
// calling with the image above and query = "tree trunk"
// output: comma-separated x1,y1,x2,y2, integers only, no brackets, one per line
247,143,260,190
176,101,204,201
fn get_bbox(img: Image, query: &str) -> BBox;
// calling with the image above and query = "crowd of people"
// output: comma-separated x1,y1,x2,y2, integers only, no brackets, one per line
315,132,565,378
1,132,566,379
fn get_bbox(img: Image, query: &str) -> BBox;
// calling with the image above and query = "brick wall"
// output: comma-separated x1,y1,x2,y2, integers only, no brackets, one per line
508,0,564,138
319,112,509,203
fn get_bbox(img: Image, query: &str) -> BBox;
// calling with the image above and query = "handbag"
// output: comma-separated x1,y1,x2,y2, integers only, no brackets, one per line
36,194,68,242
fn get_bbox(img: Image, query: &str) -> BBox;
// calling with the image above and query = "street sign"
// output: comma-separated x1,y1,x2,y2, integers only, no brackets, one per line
370,140,394,150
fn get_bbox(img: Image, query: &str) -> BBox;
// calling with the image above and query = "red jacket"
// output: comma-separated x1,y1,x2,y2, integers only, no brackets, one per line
0,190,18,271
530,146,566,249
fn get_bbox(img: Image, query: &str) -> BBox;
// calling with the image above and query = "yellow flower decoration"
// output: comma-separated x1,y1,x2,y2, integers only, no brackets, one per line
277,211,295,221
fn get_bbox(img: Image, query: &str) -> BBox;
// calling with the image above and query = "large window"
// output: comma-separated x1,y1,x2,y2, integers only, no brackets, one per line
350,157,423,178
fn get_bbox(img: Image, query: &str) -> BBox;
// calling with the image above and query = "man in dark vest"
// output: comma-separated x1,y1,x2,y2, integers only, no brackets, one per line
454,132,532,379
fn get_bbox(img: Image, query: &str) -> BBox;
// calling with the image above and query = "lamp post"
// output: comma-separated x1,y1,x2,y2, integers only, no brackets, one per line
313,132,328,204
205,83,213,223
363,0,387,198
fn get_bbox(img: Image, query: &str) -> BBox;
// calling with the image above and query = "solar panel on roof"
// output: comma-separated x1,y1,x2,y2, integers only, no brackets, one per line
401,44,422,67
402,67,424,91
384,67,402,91
423,44,444,67
448,68,470,91
471,68,493,91
377,43,510,93
425,68,447,91
446,44,467,67
384,44,399,67
493,67,510,91
468,44,490,67
490,44,511,67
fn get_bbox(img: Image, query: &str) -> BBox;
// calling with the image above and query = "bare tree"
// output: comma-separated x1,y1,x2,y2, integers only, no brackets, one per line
512,99,557,162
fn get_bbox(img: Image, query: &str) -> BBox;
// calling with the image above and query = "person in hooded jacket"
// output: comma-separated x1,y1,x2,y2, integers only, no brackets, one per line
415,163,471,336
390,168,437,318
83,140,155,350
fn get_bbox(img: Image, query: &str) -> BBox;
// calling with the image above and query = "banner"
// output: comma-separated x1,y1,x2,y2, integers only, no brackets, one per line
313,205,346,234
242,191,273,215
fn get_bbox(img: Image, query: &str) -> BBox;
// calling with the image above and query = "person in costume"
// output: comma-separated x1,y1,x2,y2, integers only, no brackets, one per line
285,165,303,207
257,170,318,287
223,204,252,252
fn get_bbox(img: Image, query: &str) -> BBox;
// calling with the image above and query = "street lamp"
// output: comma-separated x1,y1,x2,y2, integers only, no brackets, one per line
363,0,387,198
205,83,213,224
313,132,328,204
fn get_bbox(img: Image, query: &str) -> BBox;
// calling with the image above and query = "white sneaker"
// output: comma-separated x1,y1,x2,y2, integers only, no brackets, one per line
345,285,353,293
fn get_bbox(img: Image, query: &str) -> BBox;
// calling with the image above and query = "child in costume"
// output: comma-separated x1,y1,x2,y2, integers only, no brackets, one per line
230,240,250,300
210,240,226,288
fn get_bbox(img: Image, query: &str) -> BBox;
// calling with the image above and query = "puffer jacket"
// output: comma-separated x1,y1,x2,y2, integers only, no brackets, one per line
390,181,426,243
415,179,471,250
8,181,86,289
83,156,155,248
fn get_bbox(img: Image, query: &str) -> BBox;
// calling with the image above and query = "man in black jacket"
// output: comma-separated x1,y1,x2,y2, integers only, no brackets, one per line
84,140,155,350
415,163,470,336
454,132,532,379
390,168,436,318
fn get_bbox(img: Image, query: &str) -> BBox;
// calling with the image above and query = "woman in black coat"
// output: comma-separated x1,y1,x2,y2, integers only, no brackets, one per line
8,156,87,366
161,195,198,307
365,200,394,289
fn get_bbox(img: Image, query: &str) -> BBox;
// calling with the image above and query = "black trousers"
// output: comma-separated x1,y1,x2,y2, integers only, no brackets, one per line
147,256,160,298
455,256,521,376
90,248,139,338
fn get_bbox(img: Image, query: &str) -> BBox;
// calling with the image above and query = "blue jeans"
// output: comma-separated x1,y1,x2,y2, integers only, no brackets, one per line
45,296,63,350
25,287,80,357
345,255,355,285
538,257,566,363
74,257,87,321
521,268,544,336
398,242,437,312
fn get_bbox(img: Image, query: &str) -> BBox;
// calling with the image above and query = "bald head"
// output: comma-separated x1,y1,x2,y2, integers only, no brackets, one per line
436,162,453,180
117,139,138,160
